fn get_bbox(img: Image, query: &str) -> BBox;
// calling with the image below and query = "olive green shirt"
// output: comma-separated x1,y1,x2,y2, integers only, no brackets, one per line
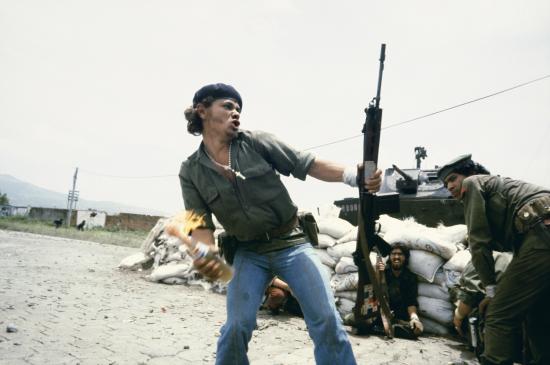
461,175,549,286
455,252,512,307
179,130,315,243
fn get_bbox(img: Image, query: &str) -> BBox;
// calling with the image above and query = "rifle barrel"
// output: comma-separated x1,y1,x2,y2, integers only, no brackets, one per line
375,44,386,108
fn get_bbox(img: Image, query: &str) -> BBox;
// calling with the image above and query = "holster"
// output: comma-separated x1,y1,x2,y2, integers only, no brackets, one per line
217,232,238,265
514,195,550,234
298,212,319,246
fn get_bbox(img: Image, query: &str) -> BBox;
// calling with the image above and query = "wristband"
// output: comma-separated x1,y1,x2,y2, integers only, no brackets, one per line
342,166,358,187
410,313,419,321
454,307,465,320
485,285,496,298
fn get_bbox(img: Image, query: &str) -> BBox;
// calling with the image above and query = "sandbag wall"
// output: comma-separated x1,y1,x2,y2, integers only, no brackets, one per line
118,218,227,294
315,213,470,335
119,209,471,335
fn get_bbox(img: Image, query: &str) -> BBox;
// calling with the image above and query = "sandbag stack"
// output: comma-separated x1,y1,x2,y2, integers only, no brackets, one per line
119,207,472,337
377,214,469,334
118,217,227,294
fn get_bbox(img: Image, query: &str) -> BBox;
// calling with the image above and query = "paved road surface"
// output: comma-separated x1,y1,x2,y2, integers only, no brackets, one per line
0,230,478,364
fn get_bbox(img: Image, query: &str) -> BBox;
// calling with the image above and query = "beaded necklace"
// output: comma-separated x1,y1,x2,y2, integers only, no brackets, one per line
204,141,246,180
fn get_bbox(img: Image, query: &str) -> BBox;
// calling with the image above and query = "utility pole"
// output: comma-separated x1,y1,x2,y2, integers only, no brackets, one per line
66,167,79,227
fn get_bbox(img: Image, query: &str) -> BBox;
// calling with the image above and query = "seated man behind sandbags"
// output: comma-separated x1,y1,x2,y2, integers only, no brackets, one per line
260,276,303,317
376,243,423,338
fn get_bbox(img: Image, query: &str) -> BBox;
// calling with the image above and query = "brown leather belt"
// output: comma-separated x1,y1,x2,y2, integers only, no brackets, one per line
245,215,300,242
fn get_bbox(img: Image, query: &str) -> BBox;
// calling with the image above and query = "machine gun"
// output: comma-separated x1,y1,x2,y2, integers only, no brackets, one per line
392,164,418,194
352,44,400,337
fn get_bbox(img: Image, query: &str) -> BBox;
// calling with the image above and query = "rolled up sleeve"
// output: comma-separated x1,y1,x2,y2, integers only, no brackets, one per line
178,162,216,231
462,177,497,287
250,131,315,180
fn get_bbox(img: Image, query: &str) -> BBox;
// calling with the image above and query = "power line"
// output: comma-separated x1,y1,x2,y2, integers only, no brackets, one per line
304,73,550,151
78,73,549,179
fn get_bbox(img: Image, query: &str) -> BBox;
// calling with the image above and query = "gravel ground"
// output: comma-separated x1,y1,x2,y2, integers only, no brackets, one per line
0,229,478,364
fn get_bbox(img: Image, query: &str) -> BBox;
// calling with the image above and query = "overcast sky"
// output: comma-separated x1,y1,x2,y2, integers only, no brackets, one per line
1,0,549,216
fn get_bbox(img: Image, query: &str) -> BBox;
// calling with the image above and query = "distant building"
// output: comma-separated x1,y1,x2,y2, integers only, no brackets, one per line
0,205,31,217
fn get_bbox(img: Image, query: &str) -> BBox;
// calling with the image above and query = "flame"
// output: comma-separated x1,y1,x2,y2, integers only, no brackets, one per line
165,210,206,238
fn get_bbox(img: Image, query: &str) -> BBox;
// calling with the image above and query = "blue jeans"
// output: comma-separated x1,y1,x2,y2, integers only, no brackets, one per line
216,243,356,365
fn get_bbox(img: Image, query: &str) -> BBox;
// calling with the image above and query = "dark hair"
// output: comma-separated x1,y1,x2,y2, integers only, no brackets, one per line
388,243,410,265
184,96,215,136
453,160,491,177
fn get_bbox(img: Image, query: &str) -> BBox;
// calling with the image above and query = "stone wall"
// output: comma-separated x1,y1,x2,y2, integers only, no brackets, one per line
105,212,163,231
28,207,70,222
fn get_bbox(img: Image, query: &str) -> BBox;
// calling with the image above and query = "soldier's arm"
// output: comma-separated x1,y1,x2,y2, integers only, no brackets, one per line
179,163,221,277
462,177,497,288
179,162,216,233
308,158,382,192
191,228,216,247
250,131,382,190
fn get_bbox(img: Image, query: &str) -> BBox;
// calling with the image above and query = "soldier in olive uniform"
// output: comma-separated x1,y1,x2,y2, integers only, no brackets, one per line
438,154,550,365
452,252,513,336
180,83,382,365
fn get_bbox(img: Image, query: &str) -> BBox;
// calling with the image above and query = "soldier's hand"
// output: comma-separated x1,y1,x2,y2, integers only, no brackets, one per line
193,246,224,281
366,168,383,193
409,314,423,336
376,260,385,271
356,164,382,193
478,296,492,316
453,315,464,336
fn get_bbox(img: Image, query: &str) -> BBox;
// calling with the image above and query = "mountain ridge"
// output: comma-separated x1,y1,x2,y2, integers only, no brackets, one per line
0,174,168,216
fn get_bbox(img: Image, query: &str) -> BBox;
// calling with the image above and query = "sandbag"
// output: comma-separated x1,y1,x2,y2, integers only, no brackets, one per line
313,248,337,268
443,249,471,272
337,297,355,316
378,215,458,259
147,262,194,282
140,218,167,254
327,241,356,259
318,217,354,240
335,290,357,302
317,234,337,249
418,283,450,302
420,316,451,335
330,273,359,292
444,269,462,288
417,296,453,325
418,268,446,286
335,256,358,274
436,223,467,245
335,227,358,244
118,252,152,270
408,250,445,283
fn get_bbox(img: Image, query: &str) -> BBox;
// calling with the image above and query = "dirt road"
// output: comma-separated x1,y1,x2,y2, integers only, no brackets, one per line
0,230,478,364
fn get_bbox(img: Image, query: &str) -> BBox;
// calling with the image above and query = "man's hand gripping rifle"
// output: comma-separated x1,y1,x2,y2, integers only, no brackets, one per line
351,44,400,337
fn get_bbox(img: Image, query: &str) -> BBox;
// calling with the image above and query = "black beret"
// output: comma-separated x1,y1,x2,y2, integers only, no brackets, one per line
192,83,242,110
437,154,472,181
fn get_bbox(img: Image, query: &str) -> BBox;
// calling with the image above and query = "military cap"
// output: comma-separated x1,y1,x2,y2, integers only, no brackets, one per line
437,154,472,181
192,83,242,110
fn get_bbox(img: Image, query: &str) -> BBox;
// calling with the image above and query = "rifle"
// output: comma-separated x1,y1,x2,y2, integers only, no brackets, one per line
352,44,400,337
